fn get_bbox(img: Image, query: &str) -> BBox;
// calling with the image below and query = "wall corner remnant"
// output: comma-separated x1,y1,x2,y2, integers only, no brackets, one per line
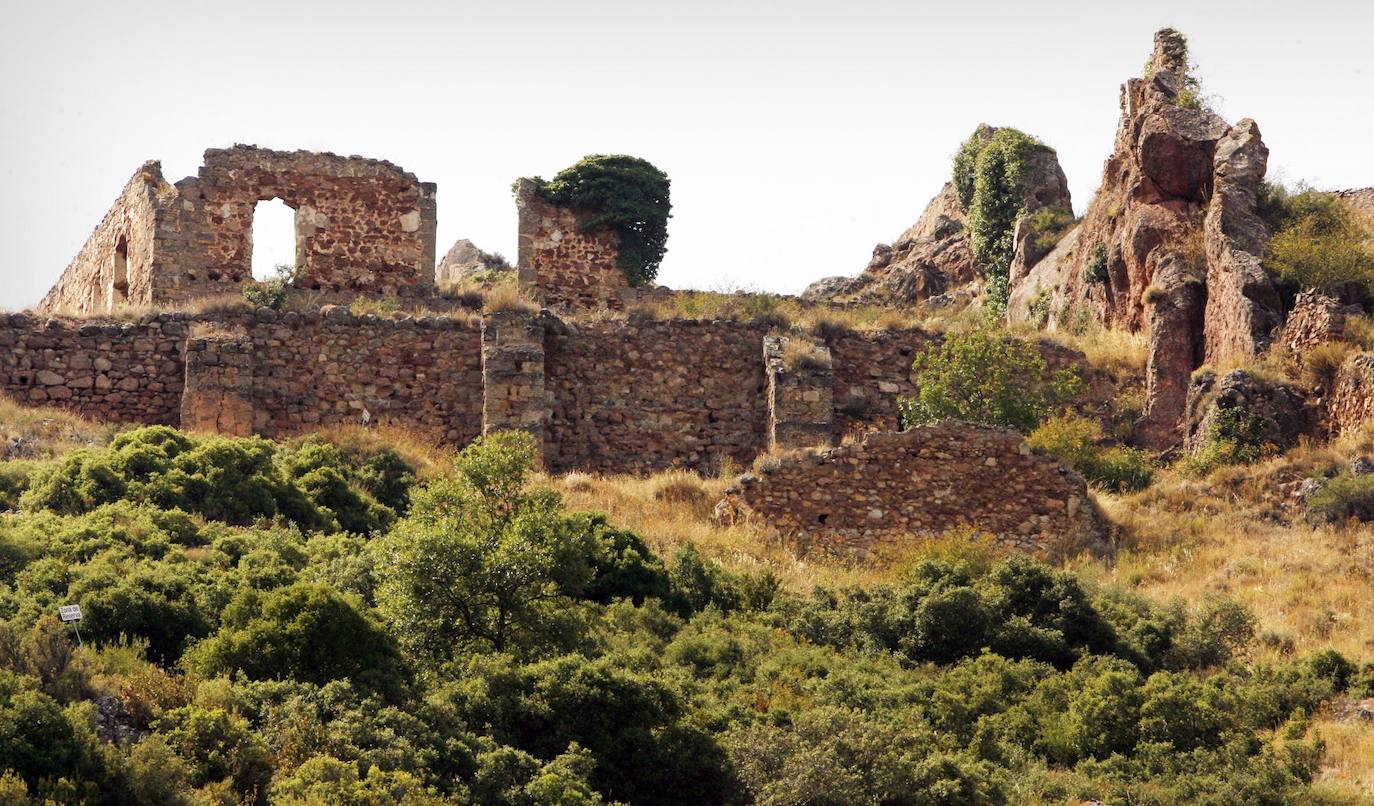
513,177,627,310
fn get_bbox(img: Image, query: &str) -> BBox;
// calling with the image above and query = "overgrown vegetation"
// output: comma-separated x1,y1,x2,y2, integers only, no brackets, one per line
1083,242,1109,285
1,424,1369,803
899,328,1081,433
528,155,672,287
952,127,1059,313
1259,183,1374,296
1027,206,1077,251
1028,414,1154,493
1183,404,1272,477
240,264,301,311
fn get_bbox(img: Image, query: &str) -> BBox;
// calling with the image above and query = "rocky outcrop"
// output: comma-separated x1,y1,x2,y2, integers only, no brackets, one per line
803,126,1070,306
1337,188,1374,231
1008,29,1281,449
1184,368,1312,454
436,239,510,286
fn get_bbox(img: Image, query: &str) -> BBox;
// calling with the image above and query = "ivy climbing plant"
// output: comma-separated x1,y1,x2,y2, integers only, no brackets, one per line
951,127,1056,313
529,155,672,287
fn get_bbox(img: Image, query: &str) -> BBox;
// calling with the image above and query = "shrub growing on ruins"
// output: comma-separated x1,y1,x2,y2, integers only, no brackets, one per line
1261,185,1374,295
241,263,300,310
529,155,671,287
898,329,1081,433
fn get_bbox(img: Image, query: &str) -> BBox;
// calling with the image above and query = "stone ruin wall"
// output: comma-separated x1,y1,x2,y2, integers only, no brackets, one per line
39,163,169,316
39,146,438,314
0,313,186,425
2,307,1116,475
719,424,1101,557
514,178,628,310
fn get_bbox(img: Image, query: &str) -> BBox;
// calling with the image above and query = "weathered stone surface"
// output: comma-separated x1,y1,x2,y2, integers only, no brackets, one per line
764,336,834,451
1007,29,1280,449
1328,353,1374,438
40,146,438,314
1184,368,1312,454
481,309,549,458
719,424,1102,557
515,178,627,310
1337,188,1374,231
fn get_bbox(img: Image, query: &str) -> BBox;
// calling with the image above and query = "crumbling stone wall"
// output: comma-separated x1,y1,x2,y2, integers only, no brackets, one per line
182,336,257,436
1328,353,1374,437
41,146,438,313
825,328,936,436
481,310,550,455
40,163,170,315
543,317,770,473
1284,291,1346,355
719,424,1100,556
764,336,834,451
0,313,186,424
514,178,627,310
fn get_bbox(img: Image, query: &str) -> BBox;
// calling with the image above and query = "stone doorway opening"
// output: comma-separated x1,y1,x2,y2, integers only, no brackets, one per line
250,198,297,281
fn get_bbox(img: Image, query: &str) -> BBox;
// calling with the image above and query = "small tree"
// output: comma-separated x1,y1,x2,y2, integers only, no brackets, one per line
375,431,594,660
898,329,1080,433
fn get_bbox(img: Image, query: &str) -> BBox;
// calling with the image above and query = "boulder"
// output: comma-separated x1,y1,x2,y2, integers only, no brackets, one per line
435,238,510,286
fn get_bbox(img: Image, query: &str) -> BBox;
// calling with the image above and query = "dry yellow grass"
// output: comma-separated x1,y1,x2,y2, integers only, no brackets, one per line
0,394,112,459
302,423,455,481
1309,716,1374,802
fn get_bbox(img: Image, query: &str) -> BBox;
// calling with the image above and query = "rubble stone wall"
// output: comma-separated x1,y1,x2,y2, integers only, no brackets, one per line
721,424,1101,556
543,317,770,473
515,178,627,310
1328,353,1374,437
0,313,186,424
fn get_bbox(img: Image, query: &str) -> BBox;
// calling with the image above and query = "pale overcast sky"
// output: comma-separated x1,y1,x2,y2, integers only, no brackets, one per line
1,0,1371,309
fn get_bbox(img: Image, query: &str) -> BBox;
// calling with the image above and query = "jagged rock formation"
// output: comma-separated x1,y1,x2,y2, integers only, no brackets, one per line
1008,29,1281,448
803,126,1070,306
435,238,510,286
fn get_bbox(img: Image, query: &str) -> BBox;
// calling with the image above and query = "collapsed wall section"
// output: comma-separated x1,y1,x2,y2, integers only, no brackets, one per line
543,317,770,473
0,313,186,424
720,424,1101,556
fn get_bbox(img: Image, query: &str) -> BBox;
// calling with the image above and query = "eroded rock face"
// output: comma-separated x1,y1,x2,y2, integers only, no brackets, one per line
1284,290,1346,355
1008,29,1281,449
803,126,1070,306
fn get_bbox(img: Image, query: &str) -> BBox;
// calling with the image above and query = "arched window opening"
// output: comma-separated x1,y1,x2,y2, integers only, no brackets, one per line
111,236,129,306
250,198,297,282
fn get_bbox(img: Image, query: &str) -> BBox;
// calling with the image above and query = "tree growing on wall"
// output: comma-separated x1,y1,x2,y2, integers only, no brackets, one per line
529,155,672,287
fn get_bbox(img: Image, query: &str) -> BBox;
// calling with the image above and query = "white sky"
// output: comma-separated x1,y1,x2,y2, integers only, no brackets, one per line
1,0,1371,309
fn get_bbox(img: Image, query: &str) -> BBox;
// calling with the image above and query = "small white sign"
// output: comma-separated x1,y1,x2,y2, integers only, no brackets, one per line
58,604,82,622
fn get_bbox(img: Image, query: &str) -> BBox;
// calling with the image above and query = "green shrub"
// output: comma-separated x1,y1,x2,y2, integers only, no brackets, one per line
528,155,671,287
1183,407,1270,476
1027,289,1053,329
899,329,1081,433
1304,472,1374,525
1263,187,1374,294
952,127,1057,310
1083,242,1109,285
241,263,300,310
1027,414,1154,493
1028,206,1077,251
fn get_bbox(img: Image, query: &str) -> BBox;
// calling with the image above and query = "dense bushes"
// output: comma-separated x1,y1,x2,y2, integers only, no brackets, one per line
1260,183,1374,295
898,329,1081,433
0,426,1365,803
1028,415,1154,492
529,155,672,287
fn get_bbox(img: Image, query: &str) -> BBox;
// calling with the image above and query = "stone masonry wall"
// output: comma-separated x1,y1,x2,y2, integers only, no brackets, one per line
1328,352,1374,438
1284,290,1346,356
765,336,834,451
720,424,1101,557
543,317,770,473
159,146,438,300
40,163,170,316
515,178,627,310
0,313,186,424
41,146,438,312
481,310,549,456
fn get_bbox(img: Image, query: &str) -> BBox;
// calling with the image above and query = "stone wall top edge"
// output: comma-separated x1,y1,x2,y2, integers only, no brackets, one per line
200,144,427,184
